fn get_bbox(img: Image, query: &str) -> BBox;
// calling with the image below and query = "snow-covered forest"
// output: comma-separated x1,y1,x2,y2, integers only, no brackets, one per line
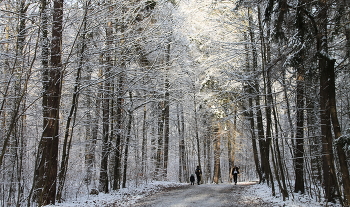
0,0,350,206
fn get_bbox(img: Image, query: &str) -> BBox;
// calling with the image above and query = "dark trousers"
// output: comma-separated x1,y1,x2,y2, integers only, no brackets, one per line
196,175,201,184
233,173,238,184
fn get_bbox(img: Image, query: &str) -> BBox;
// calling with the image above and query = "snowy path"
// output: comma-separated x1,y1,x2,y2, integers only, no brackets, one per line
132,182,274,207
47,181,341,206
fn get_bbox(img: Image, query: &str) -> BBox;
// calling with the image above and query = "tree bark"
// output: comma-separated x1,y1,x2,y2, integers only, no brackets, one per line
163,41,171,177
317,0,341,203
294,67,305,194
213,127,220,184
272,103,288,199
294,3,306,193
155,101,164,179
193,91,201,170
113,70,125,190
319,57,340,203
122,92,134,188
177,103,187,182
328,59,350,206
141,105,147,175
33,0,63,205
57,1,89,199
98,16,113,193
227,109,236,182
244,28,262,183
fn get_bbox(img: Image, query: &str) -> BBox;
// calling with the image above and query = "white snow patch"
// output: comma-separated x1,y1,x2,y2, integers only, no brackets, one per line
245,182,342,207
45,181,186,207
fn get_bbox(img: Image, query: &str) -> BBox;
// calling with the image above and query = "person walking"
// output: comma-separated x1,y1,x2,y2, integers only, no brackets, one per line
190,174,195,185
195,166,202,185
232,166,239,185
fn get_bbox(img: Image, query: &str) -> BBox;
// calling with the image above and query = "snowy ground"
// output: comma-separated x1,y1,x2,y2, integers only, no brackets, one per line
46,181,342,207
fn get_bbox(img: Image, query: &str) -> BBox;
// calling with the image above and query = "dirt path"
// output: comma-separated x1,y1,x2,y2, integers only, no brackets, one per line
132,182,276,207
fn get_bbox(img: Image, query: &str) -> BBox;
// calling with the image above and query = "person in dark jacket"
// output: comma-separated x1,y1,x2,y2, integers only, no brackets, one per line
195,166,202,185
232,166,240,185
190,174,195,185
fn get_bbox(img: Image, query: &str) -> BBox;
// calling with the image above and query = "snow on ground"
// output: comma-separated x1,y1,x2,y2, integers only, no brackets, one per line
46,181,342,207
46,181,186,207
244,183,342,207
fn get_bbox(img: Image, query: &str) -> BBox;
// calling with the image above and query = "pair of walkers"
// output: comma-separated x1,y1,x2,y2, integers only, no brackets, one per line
190,166,202,185
190,166,240,185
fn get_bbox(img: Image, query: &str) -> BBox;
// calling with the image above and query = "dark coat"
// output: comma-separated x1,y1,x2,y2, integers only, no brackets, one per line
190,175,195,182
195,167,202,176
232,167,239,175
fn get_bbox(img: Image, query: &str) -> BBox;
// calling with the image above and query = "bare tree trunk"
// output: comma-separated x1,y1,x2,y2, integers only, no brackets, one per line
248,6,271,186
13,2,29,205
177,103,187,182
98,75,110,193
244,27,262,183
98,14,113,193
213,127,221,184
227,109,236,182
272,119,288,199
248,102,262,183
141,105,147,175
306,81,323,195
84,18,100,186
193,91,201,170
56,51,80,202
328,58,350,206
85,67,101,188
317,0,341,203
3,0,28,160
113,71,124,190
155,101,164,179
320,58,340,203
163,41,170,177
136,44,151,177
57,1,90,199
33,0,63,205
246,8,264,185
293,1,308,194
326,2,350,199
257,7,274,194
294,60,306,194
122,92,133,188
203,118,211,184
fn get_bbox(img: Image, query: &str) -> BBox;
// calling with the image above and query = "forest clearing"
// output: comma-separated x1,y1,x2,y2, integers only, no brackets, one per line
0,0,350,206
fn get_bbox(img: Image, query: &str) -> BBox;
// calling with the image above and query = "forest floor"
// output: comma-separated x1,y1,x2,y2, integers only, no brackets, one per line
47,181,342,207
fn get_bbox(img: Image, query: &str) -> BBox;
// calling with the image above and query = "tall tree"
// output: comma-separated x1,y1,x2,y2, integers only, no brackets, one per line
332,1,350,205
293,0,306,194
98,4,114,193
122,92,134,188
33,0,64,205
257,5,275,194
56,0,92,200
212,126,221,184
244,27,262,183
177,103,187,182
227,108,237,182
163,40,171,176
317,0,341,202
83,0,97,189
